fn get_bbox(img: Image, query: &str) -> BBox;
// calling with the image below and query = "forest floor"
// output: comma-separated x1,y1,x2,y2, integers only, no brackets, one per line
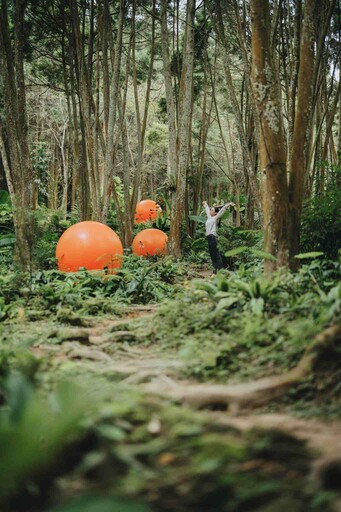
30,303,341,460
2,265,341,511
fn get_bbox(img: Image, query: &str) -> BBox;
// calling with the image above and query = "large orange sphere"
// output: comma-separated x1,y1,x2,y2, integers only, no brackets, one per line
56,221,123,272
134,200,161,224
132,229,168,257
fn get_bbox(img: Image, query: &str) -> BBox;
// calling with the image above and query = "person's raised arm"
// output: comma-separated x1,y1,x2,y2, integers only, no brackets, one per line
202,201,211,218
215,202,235,220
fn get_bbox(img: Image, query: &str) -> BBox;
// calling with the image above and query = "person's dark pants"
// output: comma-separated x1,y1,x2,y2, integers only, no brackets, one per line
206,235,223,273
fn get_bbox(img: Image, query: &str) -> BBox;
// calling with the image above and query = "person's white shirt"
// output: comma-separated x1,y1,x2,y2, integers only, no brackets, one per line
203,202,229,237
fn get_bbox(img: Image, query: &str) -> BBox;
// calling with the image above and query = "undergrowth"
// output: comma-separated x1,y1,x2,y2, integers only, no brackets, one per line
0,257,340,510
0,370,334,512
0,256,189,323
139,259,341,386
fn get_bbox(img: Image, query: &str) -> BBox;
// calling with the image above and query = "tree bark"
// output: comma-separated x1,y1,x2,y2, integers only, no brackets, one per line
160,0,178,187
250,0,290,272
101,0,125,223
130,0,156,223
288,0,319,263
0,0,35,269
167,0,195,257
212,0,261,216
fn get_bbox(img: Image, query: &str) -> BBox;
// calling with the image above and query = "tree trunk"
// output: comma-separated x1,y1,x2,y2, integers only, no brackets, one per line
168,0,195,257
160,0,178,189
287,0,302,166
130,0,156,223
212,0,261,216
101,0,125,223
250,0,290,273
288,0,319,263
0,0,35,270
69,0,100,217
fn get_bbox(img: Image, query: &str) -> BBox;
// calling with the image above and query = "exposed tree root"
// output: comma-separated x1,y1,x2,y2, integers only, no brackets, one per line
206,412,341,491
145,324,341,410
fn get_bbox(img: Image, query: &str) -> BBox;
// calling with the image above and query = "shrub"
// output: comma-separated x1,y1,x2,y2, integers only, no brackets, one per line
301,162,341,258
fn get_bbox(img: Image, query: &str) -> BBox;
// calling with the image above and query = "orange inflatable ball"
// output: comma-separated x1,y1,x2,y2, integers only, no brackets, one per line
134,199,161,224
56,221,123,272
132,228,168,257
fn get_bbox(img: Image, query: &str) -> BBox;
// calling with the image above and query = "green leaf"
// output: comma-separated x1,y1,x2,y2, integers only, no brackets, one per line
249,297,265,315
0,380,90,501
249,249,277,261
216,297,239,311
77,451,107,473
191,237,206,250
96,424,127,442
0,190,11,205
294,252,324,259
188,215,207,224
0,237,15,247
50,496,151,512
224,246,249,257
214,291,231,299
219,210,231,221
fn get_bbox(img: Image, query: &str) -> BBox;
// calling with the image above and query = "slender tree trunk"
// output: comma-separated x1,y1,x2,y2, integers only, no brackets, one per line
101,0,110,136
160,0,178,186
287,0,302,166
288,0,319,263
69,0,98,214
321,79,341,162
118,98,133,247
250,0,290,272
130,0,156,222
212,0,261,215
101,0,125,223
168,0,195,257
0,0,35,269
191,44,213,237
60,121,69,214
68,18,91,220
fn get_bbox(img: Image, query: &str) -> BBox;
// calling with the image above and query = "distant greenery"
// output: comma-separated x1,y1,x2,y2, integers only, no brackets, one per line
218,226,263,269
184,222,264,267
301,161,341,258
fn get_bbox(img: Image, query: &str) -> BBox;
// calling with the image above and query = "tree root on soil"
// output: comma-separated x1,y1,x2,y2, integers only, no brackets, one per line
145,324,341,410
207,412,341,491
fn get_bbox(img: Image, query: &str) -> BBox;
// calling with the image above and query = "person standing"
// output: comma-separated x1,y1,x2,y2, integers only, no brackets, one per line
203,200,235,274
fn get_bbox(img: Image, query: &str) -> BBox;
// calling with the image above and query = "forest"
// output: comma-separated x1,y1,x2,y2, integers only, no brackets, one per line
0,0,341,510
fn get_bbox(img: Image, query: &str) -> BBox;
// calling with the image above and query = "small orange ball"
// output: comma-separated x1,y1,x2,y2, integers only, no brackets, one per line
132,228,168,257
56,221,123,272
134,199,161,224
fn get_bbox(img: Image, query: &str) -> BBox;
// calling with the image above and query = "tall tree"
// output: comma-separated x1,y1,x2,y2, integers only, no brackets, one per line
160,0,196,256
250,0,290,272
211,0,261,220
130,0,156,225
0,0,35,269
250,0,324,271
288,0,332,260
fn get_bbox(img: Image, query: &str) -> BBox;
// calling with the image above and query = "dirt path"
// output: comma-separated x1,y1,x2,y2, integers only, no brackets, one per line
31,304,184,380
29,303,341,493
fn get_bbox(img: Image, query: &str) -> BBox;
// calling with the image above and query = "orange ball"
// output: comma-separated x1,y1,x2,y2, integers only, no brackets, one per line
56,221,123,272
134,199,161,224
132,228,168,257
